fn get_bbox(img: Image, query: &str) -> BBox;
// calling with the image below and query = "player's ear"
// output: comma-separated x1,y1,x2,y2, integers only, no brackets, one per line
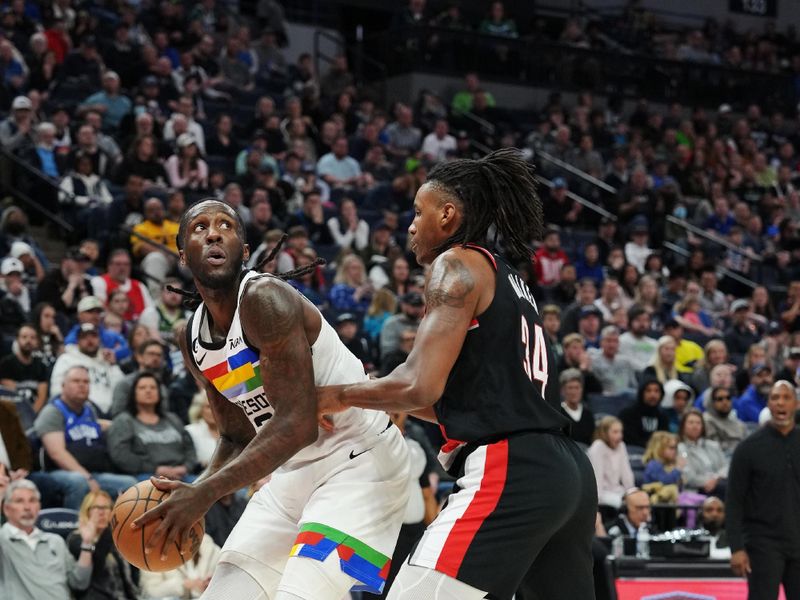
178,249,186,267
242,243,250,263
440,201,458,228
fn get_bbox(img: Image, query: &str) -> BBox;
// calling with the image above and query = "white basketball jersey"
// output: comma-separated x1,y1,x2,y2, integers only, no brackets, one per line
187,271,387,470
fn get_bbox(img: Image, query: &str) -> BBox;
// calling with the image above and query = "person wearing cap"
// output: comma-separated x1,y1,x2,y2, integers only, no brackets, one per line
733,363,775,423
577,304,603,349
0,324,48,426
726,380,800,598
91,249,153,322
78,70,132,132
623,217,653,274
703,385,748,456
0,95,35,151
61,34,102,87
542,177,581,228
379,291,425,358
725,299,760,365
663,318,705,373
558,368,594,446
63,295,130,364
533,227,570,287
50,322,125,418
163,95,207,156
164,133,209,192
0,256,30,334
775,347,800,383
9,240,44,287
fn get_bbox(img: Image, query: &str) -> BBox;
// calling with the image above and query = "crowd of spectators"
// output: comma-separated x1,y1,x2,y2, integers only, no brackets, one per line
0,0,799,598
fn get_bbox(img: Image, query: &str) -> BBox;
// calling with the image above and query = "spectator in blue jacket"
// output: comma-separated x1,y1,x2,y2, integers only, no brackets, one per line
733,363,774,423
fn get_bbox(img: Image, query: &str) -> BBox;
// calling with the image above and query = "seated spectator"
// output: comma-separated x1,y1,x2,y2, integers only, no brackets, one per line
36,248,93,321
678,409,728,497
205,492,248,548
605,488,655,541
624,219,653,274
724,299,760,366
286,191,335,246
643,335,680,384
108,372,196,481
327,198,369,251
0,258,31,339
64,295,130,363
0,479,96,600
163,95,207,155
557,333,603,398
588,416,634,513
702,386,748,456
31,302,64,369
541,304,563,363
0,399,31,487
185,393,219,470
328,254,374,317
558,368,595,446
0,95,35,152
287,248,327,308
384,104,421,163
690,339,731,395
131,198,180,297
206,113,241,159
78,71,132,133
58,151,113,219
0,324,48,427
619,379,669,448
91,250,154,322
661,379,694,434
380,327,416,376
618,305,657,371
317,136,372,195
363,288,397,343
335,313,373,370
698,496,730,557
34,366,136,509
559,278,598,335
114,135,168,188
164,133,209,192
574,242,604,286
66,490,139,599
588,325,638,396
642,431,682,504
534,227,569,288
577,305,603,349
380,291,425,358
733,362,774,423
138,533,220,599
110,340,171,417
421,118,456,163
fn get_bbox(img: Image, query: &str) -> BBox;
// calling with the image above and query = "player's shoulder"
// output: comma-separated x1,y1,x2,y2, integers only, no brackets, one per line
241,272,300,306
240,273,305,329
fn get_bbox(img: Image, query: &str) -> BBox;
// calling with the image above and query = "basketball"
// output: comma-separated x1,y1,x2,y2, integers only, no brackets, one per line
110,480,205,572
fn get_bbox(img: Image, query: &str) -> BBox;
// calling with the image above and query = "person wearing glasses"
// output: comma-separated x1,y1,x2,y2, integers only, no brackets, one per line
67,490,139,599
703,386,748,456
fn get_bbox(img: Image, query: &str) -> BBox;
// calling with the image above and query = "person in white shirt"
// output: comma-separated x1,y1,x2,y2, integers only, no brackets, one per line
624,219,653,274
589,325,638,396
421,119,456,163
184,394,220,469
619,305,658,371
327,197,370,251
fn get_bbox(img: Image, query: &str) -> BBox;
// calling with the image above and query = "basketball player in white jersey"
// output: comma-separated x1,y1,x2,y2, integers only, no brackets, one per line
132,199,410,600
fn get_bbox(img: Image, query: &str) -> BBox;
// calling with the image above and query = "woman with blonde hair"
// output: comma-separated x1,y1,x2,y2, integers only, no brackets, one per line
588,416,635,517
642,431,682,504
67,490,139,599
363,287,398,342
328,252,373,315
643,336,680,384
185,392,220,470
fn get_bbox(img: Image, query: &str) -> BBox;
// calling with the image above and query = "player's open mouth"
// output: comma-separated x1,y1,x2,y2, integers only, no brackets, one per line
206,247,226,265
774,410,789,420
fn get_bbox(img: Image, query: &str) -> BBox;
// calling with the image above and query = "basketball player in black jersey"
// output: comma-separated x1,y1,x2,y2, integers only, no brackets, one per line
318,148,598,600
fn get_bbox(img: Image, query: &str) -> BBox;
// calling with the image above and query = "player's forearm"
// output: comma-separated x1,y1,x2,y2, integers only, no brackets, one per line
196,417,317,501
338,364,437,412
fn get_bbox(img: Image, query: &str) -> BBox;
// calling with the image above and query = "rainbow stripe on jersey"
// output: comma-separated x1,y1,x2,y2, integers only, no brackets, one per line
290,522,391,594
201,347,263,399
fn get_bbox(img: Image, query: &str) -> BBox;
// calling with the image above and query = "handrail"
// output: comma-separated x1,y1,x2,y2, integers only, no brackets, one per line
665,215,763,262
662,241,759,290
536,175,618,221
122,226,180,259
313,28,388,83
460,110,496,135
0,148,75,232
535,149,618,194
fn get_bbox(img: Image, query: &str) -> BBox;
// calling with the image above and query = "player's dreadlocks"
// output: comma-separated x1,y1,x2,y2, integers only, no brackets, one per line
170,199,325,309
426,148,543,262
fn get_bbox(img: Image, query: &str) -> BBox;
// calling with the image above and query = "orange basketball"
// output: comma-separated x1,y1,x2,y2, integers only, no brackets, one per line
110,480,204,572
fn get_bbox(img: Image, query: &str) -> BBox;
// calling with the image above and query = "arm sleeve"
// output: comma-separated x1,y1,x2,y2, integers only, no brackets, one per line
107,416,148,474
620,445,635,490
725,443,750,552
355,220,370,251
679,445,707,488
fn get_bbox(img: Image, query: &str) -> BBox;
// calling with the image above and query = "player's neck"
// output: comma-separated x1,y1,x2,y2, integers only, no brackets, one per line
198,284,239,337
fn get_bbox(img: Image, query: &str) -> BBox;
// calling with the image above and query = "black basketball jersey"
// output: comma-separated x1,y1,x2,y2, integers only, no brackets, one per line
435,245,569,445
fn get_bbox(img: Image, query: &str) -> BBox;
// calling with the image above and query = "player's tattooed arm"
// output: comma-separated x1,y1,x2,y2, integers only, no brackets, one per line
318,247,485,415
196,278,318,501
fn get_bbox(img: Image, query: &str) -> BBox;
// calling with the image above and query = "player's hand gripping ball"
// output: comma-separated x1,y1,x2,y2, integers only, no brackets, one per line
111,480,204,571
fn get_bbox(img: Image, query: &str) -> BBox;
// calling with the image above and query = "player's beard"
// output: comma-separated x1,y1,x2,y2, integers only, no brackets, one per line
193,246,245,290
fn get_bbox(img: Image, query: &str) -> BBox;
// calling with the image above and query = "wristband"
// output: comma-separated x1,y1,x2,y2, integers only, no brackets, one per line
80,543,95,553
